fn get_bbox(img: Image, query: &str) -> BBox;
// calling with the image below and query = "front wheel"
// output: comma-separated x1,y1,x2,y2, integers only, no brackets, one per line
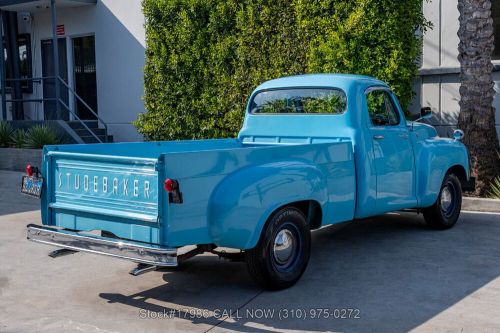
423,173,462,230
245,207,311,290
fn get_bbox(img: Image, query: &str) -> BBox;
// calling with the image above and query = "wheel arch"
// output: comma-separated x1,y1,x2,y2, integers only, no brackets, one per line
447,164,467,182
261,200,323,232
240,199,323,250
285,200,323,230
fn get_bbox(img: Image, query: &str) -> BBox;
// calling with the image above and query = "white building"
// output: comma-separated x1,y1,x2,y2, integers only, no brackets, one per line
0,0,499,142
410,0,500,140
0,0,144,142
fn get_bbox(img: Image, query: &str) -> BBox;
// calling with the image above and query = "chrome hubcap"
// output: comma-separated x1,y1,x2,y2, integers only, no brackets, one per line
273,229,295,265
441,187,451,210
440,186,453,213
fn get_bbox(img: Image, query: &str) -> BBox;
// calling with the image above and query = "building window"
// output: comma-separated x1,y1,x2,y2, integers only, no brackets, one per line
494,1,500,60
2,33,32,92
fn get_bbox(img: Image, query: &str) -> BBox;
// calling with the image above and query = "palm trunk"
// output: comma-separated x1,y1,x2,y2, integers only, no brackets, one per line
457,0,500,196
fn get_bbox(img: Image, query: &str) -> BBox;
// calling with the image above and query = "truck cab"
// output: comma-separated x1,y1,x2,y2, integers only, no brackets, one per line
24,74,474,290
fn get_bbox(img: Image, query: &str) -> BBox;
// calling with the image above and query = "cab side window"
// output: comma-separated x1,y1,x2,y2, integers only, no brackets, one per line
366,90,400,126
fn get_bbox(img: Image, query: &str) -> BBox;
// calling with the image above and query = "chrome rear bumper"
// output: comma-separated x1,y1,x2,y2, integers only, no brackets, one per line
27,224,177,266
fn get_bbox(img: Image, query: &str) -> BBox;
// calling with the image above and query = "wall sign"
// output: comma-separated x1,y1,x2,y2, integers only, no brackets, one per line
56,24,65,36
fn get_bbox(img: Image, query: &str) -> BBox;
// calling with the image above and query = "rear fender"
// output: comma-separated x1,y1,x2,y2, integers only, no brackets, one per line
208,161,328,249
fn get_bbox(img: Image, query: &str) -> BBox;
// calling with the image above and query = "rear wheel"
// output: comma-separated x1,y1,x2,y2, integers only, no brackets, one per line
423,173,462,230
245,207,311,290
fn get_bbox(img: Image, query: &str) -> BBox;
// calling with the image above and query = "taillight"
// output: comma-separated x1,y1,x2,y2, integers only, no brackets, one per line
26,164,40,177
26,164,33,176
164,178,183,204
164,178,174,192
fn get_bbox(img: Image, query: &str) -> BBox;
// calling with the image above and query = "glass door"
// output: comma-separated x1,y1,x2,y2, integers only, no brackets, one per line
72,35,97,120
41,38,68,120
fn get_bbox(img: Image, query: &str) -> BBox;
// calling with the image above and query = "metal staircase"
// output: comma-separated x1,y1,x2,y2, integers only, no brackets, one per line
2,75,111,144
57,77,111,143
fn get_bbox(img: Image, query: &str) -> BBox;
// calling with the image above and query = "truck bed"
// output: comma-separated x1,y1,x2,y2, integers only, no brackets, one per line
50,137,352,157
42,138,355,248
50,139,244,157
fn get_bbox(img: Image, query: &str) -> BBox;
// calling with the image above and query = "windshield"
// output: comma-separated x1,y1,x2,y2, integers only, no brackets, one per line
250,88,347,114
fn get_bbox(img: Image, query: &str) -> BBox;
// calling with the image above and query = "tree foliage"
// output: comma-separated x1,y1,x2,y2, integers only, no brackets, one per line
136,0,430,140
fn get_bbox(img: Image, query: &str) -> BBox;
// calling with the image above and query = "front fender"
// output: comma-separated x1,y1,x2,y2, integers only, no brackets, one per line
415,138,469,207
208,160,328,249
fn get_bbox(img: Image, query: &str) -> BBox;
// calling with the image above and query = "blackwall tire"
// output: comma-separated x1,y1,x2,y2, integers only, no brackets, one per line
245,207,311,290
423,173,462,230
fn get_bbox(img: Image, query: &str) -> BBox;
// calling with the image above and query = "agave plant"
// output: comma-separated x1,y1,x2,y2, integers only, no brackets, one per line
490,177,500,199
24,125,61,149
490,152,500,199
0,121,14,147
11,129,27,148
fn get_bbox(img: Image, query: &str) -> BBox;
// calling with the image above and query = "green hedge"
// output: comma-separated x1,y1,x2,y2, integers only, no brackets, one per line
136,0,430,140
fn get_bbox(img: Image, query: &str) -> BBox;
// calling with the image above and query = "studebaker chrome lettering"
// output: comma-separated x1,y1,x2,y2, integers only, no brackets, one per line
133,180,139,197
144,181,150,198
56,172,151,198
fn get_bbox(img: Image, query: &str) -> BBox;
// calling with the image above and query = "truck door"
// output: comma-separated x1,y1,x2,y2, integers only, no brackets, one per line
365,88,417,213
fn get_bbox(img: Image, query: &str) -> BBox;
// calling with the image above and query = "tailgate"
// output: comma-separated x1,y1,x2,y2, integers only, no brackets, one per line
44,151,162,243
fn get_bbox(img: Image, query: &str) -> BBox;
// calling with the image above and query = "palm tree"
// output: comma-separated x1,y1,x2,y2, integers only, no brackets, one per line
457,0,500,196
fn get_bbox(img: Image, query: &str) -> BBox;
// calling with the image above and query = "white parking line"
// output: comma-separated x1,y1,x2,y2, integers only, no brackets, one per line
462,210,500,215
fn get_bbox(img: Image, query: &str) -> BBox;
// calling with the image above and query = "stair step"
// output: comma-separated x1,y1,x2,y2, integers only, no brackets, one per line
73,128,106,136
67,120,99,130
66,119,113,143
80,135,113,143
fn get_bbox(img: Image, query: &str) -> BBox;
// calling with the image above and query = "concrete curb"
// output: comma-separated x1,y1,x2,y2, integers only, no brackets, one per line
463,197,500,213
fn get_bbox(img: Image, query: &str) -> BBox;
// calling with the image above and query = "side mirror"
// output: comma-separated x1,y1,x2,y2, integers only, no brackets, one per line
413,106,433,123
410,107,433,131
419,107,432,120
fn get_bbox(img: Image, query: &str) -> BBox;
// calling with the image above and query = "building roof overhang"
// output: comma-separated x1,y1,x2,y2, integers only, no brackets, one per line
0,0,96,11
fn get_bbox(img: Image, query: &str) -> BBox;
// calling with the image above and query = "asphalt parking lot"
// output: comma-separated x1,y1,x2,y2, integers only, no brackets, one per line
1,170,500,333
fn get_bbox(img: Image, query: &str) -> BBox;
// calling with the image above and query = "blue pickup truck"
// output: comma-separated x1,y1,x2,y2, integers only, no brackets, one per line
24,74,474,290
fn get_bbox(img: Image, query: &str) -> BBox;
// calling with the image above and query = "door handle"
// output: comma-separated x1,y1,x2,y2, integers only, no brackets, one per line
373,135,385,140
399,133,409,139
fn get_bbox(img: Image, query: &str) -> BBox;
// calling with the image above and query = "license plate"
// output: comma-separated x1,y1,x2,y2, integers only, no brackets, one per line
21,176,44,198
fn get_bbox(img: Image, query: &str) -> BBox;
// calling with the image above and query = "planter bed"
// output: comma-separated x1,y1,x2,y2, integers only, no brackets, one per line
0,148,42,172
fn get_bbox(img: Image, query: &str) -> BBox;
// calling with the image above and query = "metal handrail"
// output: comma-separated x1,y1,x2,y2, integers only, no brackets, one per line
58,98,103,143
6,98,57,102
3,76,55,81
1,75,108,143
57,76,108,142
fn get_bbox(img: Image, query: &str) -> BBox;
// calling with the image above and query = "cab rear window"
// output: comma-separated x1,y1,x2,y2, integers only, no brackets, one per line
250,88,347,114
